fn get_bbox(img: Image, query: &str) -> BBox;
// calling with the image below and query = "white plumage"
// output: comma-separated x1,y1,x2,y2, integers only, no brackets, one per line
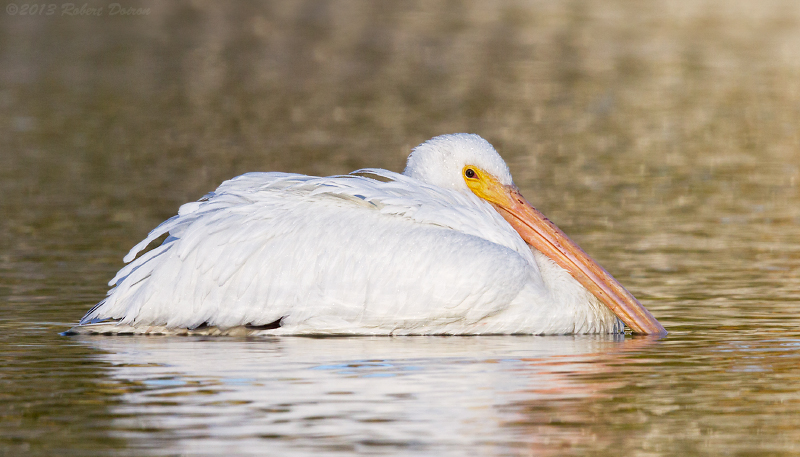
73,134,665,336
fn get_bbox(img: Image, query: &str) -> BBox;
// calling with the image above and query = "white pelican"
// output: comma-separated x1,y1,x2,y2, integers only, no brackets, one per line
70,134,665,336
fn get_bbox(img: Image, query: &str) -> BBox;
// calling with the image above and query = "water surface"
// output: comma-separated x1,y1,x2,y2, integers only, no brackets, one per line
3,1,800,455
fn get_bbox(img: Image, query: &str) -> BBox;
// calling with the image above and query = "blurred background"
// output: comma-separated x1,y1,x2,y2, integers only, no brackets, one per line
2,1,800,455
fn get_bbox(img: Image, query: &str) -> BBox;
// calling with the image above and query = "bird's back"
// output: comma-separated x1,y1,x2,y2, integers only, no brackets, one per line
75,170,551,335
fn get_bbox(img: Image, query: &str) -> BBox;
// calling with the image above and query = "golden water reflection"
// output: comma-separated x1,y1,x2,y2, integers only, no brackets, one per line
74,333,800,456
3,0,800,455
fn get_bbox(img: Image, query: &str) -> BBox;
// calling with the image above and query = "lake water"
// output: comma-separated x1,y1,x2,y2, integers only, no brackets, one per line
3,1,800,455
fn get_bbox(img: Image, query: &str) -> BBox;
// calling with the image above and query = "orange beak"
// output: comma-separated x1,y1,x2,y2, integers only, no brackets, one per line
465,167,666,335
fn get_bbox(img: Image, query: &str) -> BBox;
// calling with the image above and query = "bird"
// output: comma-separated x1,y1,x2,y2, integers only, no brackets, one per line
69,133,665,336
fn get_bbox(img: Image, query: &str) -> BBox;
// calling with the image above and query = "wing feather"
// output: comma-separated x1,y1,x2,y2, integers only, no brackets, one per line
81,170,546,333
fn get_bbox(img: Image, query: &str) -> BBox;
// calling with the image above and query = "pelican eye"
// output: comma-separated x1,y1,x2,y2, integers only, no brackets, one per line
465,168,476,179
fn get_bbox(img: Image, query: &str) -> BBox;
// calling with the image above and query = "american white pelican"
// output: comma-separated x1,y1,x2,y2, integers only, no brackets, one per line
70,134,665,336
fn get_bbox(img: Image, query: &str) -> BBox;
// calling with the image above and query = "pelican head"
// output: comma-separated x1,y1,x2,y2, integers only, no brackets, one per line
404,133,666,335
404,133,513,194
